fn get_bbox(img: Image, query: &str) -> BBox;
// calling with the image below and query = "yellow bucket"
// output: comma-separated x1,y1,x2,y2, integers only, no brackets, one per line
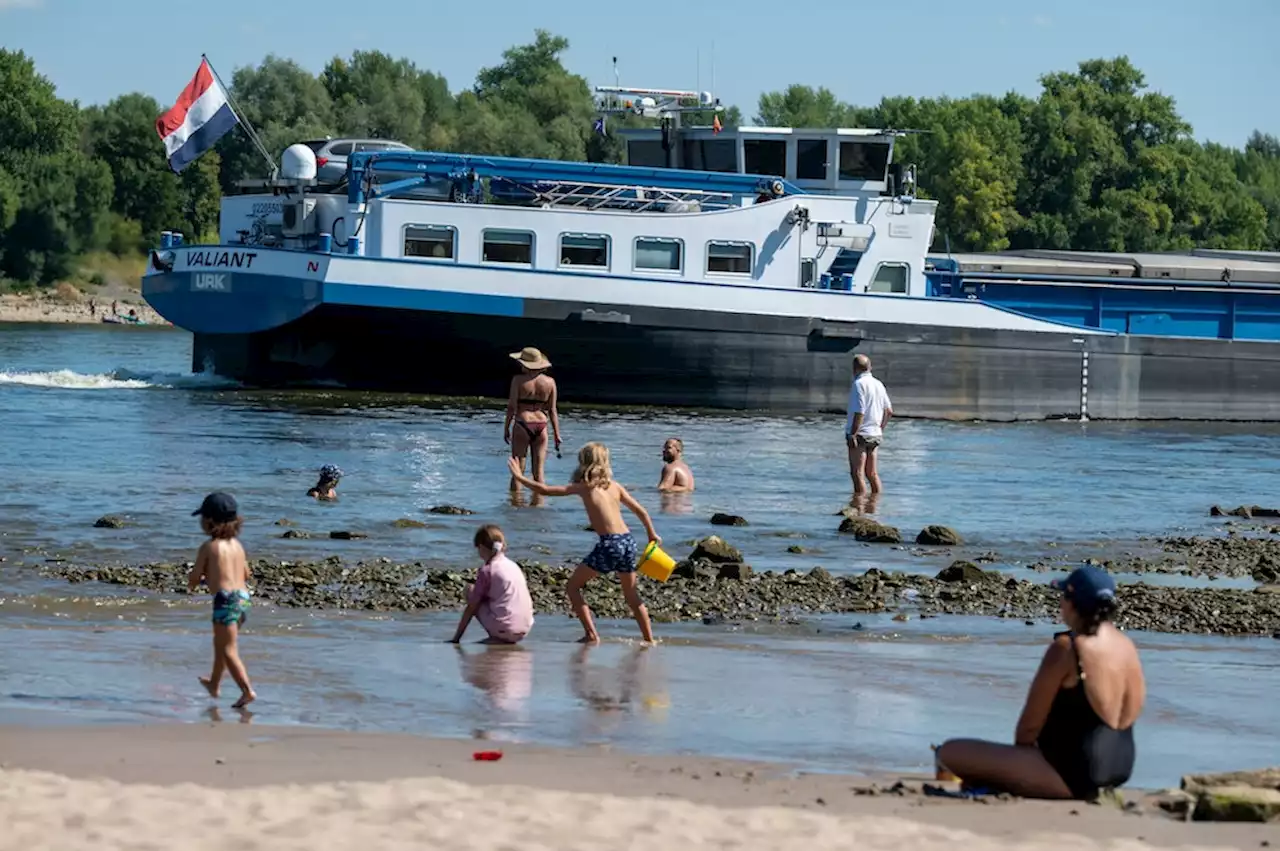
637,541,676,582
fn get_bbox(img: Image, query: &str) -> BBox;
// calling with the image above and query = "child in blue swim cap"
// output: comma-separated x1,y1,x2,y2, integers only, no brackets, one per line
307,464,343,500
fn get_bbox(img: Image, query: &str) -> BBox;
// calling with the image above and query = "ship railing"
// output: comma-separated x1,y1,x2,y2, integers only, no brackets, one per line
495,179,739,213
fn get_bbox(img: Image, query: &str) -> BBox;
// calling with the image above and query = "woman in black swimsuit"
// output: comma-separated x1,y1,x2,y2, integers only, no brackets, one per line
935,566,1145,800
504,346,561,493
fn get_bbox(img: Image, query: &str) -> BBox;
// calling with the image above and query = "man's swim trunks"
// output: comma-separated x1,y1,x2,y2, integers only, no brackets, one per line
583,533,638,574
212,589,251,625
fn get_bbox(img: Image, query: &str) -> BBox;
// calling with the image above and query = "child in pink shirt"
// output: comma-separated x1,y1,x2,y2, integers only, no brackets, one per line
450,524,534,644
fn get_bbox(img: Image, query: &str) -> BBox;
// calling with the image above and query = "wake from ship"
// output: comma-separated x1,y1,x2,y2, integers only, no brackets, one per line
0,368,238,390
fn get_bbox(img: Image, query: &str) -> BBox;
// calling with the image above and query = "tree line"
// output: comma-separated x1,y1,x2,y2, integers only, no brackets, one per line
2,31,1279,287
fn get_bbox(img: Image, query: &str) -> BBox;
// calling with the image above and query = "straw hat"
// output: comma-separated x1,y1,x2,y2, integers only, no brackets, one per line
510,346,551,370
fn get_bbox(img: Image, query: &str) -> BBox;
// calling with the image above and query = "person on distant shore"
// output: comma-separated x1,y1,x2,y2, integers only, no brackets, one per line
504,347,561,494
846,354,892,495
657,437,695,493
450,524,534,644
935,566,1144,800
187,492,256,709
307,464,343,500
507,443,660,644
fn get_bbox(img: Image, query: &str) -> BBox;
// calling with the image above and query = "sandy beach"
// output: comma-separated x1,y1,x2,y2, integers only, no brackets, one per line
0,292,165,326
0,724,1270,850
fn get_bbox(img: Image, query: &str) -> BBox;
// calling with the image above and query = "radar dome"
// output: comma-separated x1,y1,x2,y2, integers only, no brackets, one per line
281,143,317,180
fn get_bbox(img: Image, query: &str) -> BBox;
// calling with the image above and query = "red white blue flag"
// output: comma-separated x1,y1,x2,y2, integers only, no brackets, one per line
155,58,239,173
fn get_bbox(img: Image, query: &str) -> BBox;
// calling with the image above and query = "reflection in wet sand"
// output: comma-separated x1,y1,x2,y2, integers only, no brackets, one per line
456,644,534,740
568,644,668,736
205,706,255,724
508,491,546,509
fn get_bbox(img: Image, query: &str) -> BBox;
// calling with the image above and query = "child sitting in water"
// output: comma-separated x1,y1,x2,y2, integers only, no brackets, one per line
307,464,342,500
507,442,661,644
187,492,256,709
450,524,534,644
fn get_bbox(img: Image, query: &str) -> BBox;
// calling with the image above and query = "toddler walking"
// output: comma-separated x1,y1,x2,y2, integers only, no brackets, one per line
450,524,534,644
507,442,660,644
188,492,256,708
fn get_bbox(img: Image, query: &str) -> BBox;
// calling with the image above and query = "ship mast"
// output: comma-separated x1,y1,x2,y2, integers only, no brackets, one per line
594,57,723,169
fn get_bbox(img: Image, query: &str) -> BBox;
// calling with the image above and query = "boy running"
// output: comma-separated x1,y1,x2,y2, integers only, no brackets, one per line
508,442,660,644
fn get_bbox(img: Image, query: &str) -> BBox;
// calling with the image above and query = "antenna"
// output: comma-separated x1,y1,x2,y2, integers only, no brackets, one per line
710,40,716,108
612,56,619,90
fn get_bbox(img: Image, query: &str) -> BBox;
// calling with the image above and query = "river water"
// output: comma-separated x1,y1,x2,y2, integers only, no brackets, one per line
0,322,1277,787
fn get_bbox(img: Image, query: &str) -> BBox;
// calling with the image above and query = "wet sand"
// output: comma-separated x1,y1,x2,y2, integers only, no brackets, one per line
0,723,1270,850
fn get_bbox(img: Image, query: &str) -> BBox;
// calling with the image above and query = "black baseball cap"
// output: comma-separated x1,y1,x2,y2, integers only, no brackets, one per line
1051,565,1116,614
192,492,238,522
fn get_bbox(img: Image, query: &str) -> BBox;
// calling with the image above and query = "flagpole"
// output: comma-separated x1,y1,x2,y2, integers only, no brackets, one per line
203,53,279,179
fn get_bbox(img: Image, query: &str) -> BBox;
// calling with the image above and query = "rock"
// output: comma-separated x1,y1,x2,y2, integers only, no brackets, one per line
1210,505,1226,516
807,566,833,583
1252,558,1280,584
786,545,807,554
916,525,963,546
689,536,743,564
391,518,428,529
427,505,474,515
329,530,369,540
936,561,988,583
1191,786,1280,822
93,515,126,529
837,517,902,543
1257,584,1280,595
280,530,311,539
1152,789,1195,819
716,563,753,581
1183,768,1280,793
710,513,748,527
672,559,720,581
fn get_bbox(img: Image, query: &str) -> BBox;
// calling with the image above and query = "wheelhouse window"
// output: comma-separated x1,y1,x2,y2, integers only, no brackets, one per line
627,140,667,168
404,225,456,260
706,241,753,275
796,139,828,180
483,229,534,265
743,139,786,176
634,237,683,272
560,233,609,268
680,138,738,173
838,141,891,181
869,262,909,294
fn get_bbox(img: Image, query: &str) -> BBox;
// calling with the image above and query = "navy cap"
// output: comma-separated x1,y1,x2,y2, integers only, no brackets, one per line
192,492,238,522
1051,565,1116,614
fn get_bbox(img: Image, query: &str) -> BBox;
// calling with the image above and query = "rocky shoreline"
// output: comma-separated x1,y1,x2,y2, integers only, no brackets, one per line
37,545,1280,638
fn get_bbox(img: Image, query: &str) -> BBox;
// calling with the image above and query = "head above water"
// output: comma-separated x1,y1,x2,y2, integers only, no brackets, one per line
853,354,872,374
1051,565,1118,634
316,464,343,487
662,437,684,462
510,346,551,373
571,441,613,489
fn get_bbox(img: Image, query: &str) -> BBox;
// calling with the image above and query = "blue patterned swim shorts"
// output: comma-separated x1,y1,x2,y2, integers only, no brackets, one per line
583,533,638,574
212,588,251,626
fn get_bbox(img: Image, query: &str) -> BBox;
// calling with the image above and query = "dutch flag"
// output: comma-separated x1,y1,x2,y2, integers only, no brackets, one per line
155,58,240,173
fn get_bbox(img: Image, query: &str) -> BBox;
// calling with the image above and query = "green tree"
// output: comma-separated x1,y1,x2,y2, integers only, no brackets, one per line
321,51,451,147
458,30,596,161
215,56,336,188
0,49,81,168
82,93,185,248
755,84,854,127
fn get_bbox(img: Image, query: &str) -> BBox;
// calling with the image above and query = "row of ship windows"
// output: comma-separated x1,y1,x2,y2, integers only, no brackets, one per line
402,225,753,275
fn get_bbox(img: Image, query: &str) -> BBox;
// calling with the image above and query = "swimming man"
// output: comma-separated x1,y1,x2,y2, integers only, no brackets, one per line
657,437,695,493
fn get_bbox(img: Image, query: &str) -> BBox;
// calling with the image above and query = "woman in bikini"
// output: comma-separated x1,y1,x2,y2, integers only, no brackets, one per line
504,346,561,493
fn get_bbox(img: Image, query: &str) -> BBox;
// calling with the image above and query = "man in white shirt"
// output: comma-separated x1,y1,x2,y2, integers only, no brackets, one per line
845,354,893,494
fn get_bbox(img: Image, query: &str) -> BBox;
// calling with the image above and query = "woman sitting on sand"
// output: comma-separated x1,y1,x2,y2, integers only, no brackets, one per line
935,566,1145,800
504,347,561,492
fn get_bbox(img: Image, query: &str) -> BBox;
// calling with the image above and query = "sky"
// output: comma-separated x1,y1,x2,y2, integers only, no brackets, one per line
2,0,1277,147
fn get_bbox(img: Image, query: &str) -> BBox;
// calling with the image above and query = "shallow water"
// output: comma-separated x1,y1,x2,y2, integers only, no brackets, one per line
3,323,1280,579
1,323,1278,787
0,593,1275,788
